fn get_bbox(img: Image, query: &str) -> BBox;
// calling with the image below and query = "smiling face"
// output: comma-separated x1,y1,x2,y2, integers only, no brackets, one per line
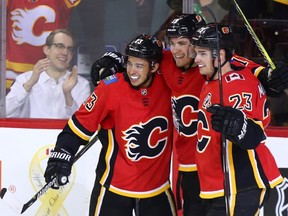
126,56,158,88
194,46,231,80
43,32,74,73
169,37,195,70
194,46,215,78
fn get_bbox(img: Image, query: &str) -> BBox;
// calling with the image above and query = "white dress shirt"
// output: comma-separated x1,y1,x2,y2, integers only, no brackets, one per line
6,70,91,119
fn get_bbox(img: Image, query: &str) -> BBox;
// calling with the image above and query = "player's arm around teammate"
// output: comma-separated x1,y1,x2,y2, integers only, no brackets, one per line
193,23,283,216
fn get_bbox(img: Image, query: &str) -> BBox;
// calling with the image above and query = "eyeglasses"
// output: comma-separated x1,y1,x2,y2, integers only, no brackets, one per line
49,43,74,55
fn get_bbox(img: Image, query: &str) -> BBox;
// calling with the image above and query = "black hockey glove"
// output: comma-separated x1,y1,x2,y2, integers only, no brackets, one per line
268,64,288,93
207,105,247,145
258,64,288,97
90,51,125,86
44,147,74,189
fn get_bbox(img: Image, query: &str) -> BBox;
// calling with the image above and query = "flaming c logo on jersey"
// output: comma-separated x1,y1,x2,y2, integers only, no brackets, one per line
10,6,53,46
123,117,168,161
171,95,199,137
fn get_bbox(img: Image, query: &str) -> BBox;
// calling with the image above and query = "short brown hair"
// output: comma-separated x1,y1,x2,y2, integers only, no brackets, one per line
45,29,74,46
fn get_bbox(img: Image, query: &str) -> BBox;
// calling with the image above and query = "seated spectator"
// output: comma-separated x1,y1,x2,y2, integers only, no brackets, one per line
6,0,82,92
6,29,91,119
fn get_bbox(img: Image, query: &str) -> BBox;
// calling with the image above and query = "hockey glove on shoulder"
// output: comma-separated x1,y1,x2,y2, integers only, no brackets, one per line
90,51,125,86
268,63,288,93
258,63,288,96
207,105,247,145
44,146,74,189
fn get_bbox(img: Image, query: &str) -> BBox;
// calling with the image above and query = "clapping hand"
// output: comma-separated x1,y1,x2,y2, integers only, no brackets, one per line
63,65,78,94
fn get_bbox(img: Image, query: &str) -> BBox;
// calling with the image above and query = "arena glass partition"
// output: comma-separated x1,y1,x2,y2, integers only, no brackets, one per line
0,0,6,118
1,1,288,216
1,0,288,123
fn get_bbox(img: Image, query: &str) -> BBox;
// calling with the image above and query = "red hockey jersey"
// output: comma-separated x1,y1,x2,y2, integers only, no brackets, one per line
6,0,81,74
231,54,265,77
196,68,283,199
159,51,266,172
61,72,173,198
160,50,205,171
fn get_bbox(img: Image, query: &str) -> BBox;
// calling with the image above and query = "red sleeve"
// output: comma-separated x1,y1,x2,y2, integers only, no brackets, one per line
72,76,118,136
223,69,270,127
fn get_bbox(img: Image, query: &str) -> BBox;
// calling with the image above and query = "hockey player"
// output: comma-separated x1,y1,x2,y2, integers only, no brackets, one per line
43,34,178,216
90,14,288,216
161,14,208,215
193,23,283,215
90,15,208,215
157,14,288,215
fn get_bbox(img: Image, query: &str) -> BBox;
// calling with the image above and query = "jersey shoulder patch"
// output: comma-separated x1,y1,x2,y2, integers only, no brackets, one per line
225,72,245,83
103,74,118,85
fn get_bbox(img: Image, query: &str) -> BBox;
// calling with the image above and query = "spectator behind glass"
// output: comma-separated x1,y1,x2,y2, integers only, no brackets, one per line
6,0,82,92
6,29,91,119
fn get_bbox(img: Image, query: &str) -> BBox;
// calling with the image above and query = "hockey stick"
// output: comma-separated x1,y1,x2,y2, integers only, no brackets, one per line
233,0,288,97
205,5,231,216
232,0,275,69
0,133,99,214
